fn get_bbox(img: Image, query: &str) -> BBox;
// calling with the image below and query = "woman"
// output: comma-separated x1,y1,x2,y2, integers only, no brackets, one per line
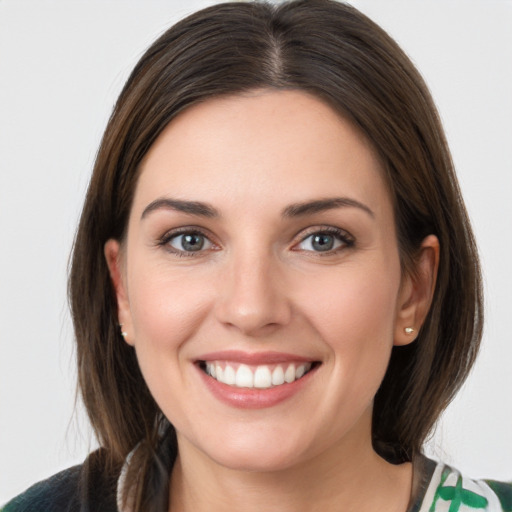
2,1,510,511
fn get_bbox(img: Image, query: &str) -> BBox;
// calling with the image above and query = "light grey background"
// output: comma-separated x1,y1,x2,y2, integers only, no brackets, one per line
1,0,511,502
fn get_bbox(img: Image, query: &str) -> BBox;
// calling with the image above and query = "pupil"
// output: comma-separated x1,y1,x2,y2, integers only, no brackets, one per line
182,234,204,251
312,234,334,251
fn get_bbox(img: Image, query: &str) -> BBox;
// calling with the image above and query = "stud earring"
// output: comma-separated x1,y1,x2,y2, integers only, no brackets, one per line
404,327,415,334
119,323,128,338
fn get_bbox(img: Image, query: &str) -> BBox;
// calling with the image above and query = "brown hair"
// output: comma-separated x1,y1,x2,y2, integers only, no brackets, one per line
69,0,483,508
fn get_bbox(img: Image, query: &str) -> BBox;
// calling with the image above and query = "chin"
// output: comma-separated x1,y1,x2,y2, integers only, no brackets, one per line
183,425,311,473
208,445,304,473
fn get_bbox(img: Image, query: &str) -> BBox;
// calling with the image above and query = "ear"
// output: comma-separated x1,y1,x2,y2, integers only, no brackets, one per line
394,235,440,346
104,239,134,346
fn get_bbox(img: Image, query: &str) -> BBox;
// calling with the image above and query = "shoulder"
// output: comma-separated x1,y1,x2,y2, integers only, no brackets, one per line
419,458,512,512
1,465,81,512
1,449,119,512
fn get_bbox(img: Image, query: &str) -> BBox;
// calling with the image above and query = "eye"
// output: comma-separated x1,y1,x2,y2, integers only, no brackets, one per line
295,228,353,253
165,231,213,254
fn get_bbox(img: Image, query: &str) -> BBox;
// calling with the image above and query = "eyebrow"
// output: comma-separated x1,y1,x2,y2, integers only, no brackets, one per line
282,197,375,218
141,198,219,219
141,196,374,221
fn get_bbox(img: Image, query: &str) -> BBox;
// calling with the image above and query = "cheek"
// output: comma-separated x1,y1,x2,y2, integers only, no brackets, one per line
297,262,400,393
125,267,212,425
301,265,398,339
127,263,212,355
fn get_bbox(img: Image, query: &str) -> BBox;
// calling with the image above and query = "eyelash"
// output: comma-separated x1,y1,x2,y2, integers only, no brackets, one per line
294,226,355,255
158,226,355,257
158,228,215,257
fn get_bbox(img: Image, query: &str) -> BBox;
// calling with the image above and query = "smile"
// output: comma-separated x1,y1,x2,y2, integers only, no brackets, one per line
195,351,321,408
201,361,314,389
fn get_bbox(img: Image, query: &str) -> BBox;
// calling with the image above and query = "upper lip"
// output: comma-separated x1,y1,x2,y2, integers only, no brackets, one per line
196,350,318,365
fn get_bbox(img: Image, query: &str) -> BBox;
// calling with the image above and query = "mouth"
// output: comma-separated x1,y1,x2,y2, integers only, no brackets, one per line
194,350,321,408
197,358,321,389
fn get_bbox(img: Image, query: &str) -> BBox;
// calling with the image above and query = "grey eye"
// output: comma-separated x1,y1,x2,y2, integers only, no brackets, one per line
169,233,212,252
297,232,345,252
312,234,335,251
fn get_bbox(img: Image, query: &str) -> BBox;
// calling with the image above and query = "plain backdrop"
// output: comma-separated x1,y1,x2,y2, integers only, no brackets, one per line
1,0,511,503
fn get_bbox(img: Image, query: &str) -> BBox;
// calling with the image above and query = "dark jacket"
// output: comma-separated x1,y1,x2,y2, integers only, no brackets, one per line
1,450,118,512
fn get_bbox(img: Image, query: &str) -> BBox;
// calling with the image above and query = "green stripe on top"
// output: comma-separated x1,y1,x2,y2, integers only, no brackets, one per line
486,480,512,512
430,467,489,512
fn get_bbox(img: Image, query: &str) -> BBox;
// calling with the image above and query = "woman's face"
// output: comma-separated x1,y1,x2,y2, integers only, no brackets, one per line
106,90,429,472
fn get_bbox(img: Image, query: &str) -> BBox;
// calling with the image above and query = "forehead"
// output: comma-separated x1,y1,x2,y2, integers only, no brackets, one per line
133,89,390,218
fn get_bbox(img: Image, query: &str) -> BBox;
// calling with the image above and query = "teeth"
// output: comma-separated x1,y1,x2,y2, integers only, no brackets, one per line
236,364,253,387
271,366,285,386
206,362,216,378
296,365,306,379
223,365,236,385
284,364,295,383
216,365,224,382
254,366,272,388
204,361,313,389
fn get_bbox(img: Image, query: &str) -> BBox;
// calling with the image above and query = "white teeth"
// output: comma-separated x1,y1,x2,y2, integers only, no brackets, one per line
254,366,272,388
206,362,216,378
235,364,254,388
223,364,236,385
271,366,285,386
295,365,306,379
205,361,314,388
215,364,223,382
284,364,296,383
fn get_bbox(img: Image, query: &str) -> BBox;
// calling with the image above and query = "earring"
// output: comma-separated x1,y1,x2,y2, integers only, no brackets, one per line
119,323,128,338
404,327,415,334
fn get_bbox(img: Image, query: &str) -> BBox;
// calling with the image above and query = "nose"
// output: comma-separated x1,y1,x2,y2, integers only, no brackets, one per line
214,249,292,336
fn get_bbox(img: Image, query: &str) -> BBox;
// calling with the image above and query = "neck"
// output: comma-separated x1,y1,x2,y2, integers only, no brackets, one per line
168,426,412,512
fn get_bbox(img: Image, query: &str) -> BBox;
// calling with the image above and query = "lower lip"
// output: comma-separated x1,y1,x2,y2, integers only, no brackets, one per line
197,364,318,409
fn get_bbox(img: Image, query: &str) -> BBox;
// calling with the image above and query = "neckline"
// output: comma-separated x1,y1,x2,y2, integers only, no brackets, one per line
407,454,438,512
117,445,439,512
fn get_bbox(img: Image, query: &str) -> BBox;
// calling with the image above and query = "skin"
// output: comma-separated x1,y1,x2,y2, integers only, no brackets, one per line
105,90,439,512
